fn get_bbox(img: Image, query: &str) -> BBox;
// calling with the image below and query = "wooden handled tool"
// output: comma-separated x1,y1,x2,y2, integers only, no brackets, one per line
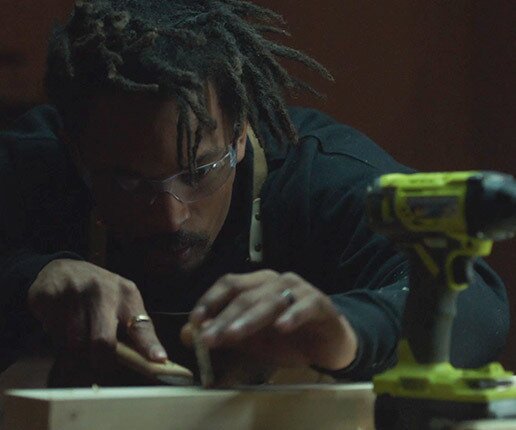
116,342,193,386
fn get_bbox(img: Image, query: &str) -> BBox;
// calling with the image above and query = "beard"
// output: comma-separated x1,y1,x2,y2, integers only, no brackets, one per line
117,229,212,279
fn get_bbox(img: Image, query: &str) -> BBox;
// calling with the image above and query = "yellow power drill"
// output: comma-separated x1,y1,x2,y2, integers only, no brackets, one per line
365,171,516,430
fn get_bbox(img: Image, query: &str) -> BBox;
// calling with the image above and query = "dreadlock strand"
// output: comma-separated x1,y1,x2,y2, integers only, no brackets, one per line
207,21,287,135
220,60,248,143
143,57,205,93
253,24,291,38
158,28,208,47
176,105,186,170
236,30,328,101
218,0,285,24
242,62,286,145
192,124,204,164
184,110,195,172
53,27,76,80
124,30,158,53
245,99,263,147
290,77,326,99
269,43,334,82
73,27,105,52
261,68,297,140
175,87,216,132
215,17,291,89
109,73,159,92
218,18,297,143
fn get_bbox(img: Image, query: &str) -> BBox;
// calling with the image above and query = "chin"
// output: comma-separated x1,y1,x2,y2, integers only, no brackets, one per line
142,246,208,277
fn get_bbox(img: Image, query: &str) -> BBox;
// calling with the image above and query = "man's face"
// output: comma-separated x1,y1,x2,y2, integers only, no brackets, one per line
73,86,247,276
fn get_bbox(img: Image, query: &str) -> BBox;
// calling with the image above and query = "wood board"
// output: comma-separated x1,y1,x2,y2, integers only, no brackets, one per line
4,384,375,430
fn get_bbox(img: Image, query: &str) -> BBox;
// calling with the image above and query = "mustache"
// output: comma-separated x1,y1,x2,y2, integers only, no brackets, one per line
131,230,209,252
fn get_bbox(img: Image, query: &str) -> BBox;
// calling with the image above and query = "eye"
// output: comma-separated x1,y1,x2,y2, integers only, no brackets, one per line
182,167,211,187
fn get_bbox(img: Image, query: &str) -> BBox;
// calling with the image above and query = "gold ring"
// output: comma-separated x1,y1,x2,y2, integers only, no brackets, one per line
281,288,296,306
126,314,152,330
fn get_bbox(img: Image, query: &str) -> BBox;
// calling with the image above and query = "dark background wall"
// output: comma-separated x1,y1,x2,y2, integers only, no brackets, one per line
1,1,514,367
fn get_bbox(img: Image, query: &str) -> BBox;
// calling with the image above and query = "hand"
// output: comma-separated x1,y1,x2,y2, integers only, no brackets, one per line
187,270,358,371
28,259,167,370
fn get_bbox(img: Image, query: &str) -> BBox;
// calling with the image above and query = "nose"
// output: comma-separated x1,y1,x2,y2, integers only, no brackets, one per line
150,191,191,232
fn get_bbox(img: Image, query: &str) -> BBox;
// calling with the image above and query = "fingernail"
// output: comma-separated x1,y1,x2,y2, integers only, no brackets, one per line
191,305,206,322
201,326,218,344
150,346,167,361
228,320,244,332
275,315,292,329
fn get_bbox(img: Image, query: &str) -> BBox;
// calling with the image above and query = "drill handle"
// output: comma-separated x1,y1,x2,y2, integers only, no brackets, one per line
401,248,462,364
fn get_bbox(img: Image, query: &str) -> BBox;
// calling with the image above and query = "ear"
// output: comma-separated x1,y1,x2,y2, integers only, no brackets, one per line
235,120,249,163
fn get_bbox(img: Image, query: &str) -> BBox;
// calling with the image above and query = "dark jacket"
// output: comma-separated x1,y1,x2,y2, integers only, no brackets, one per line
0,105,510,380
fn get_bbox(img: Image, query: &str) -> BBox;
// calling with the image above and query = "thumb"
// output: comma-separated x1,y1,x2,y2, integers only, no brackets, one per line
181,319,214,348
180,322,193,347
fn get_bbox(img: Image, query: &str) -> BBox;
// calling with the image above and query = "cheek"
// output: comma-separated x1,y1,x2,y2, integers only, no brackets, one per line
90,180,144,232
190,172,235,237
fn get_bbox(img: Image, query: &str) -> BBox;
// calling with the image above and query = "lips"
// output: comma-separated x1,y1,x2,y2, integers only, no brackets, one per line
151,246,192,266
171,246,192,260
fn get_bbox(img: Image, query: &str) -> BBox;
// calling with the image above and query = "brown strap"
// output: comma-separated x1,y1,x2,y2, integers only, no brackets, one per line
247,127,267,264
247,127,268,201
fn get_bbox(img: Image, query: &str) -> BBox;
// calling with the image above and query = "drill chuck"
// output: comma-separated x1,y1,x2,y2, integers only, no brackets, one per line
466,172,516,241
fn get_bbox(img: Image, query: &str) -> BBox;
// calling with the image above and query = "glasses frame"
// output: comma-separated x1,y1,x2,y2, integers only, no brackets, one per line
113,144,238,205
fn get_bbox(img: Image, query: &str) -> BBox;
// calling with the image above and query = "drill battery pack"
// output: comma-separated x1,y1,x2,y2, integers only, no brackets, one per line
375,393,516,430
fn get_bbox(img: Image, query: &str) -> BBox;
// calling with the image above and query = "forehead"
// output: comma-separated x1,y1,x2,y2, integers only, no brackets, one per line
78,89,228,173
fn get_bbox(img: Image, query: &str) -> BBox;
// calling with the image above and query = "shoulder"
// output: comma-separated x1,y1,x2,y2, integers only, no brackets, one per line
288,106,406,173
262,106,411,202
0,105,87,215
0,105,63,143
0,105,68,172
259,107,410,279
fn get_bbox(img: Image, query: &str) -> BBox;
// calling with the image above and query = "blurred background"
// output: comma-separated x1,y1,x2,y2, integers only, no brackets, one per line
0,1,514,367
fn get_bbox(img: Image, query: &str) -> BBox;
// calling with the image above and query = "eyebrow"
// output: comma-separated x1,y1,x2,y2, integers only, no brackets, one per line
195,147,225,165
111,147,225,178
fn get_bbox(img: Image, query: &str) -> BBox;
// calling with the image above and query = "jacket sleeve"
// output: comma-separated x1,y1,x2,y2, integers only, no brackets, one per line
262,114,510,382
321,177,510,381
0,141,83,371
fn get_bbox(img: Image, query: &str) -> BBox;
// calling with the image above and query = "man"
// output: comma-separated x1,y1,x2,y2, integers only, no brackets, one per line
0,0,509,384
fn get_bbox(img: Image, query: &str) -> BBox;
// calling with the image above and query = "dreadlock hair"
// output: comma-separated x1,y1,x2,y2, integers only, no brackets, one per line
46,0,334,172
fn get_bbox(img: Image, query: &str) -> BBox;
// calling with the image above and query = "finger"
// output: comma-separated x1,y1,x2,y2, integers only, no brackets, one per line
118,282,168,362
202,276,299,347
274,294,331,333
125,315,168,362
89,301,118,370
180,323,193,347
200,289,257,347
181,319,213,347
65,302,89,352
190,270,278,325
222,287,299,343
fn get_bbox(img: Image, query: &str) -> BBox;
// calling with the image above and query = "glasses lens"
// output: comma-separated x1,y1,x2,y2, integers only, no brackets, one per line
107,147,236,205
171,148,236,202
